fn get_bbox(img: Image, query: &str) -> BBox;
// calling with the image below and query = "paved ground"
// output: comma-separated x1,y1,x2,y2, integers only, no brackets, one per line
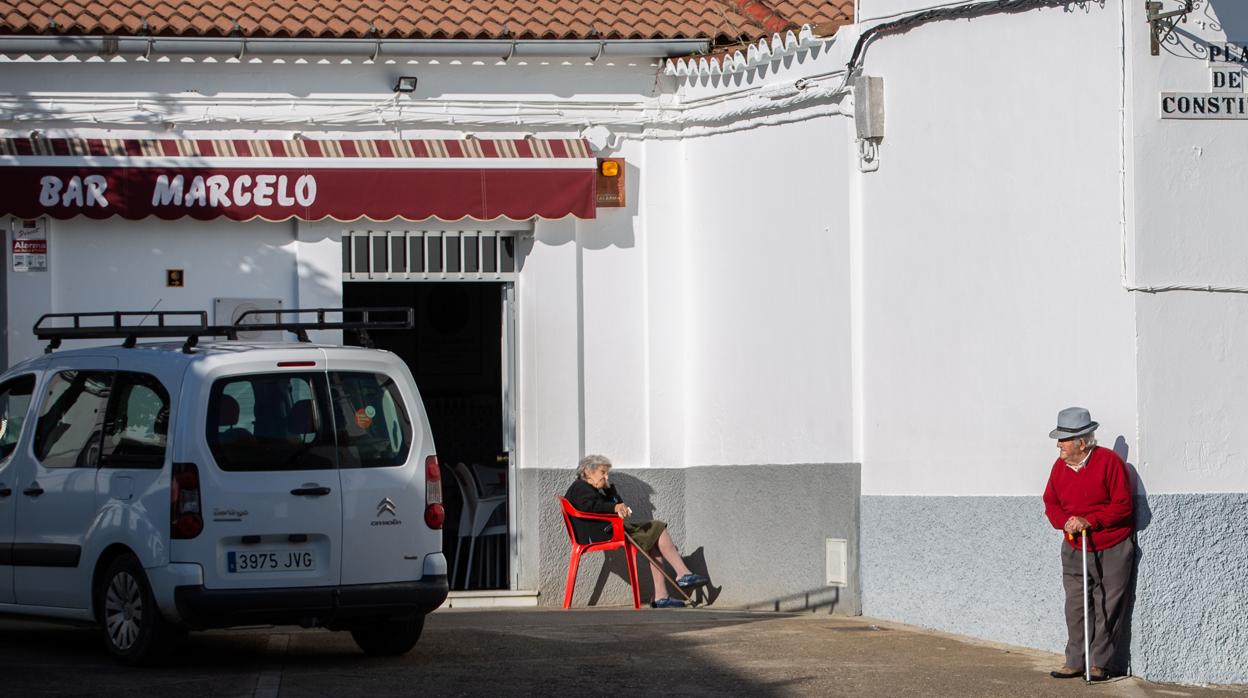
0,608,1242,697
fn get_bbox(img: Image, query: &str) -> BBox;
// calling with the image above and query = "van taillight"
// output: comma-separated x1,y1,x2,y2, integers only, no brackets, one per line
424,455,444,529
171,462,204,539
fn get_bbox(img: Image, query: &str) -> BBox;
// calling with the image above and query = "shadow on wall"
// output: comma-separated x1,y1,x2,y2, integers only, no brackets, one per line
745,586,842,614
1166,1,1248,61
581,472,659,605
1112,434,1148,677
576,160,638,252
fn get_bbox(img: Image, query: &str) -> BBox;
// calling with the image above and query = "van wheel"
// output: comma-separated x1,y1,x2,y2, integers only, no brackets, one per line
350,615,425,656
97,554,182,665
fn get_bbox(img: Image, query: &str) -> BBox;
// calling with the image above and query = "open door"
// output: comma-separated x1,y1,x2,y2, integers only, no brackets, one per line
343,281,513,590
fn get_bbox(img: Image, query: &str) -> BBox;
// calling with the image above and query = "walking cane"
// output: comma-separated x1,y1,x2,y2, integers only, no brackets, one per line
1081,529,1090,684
622,529,696,606
1066,528,1091,683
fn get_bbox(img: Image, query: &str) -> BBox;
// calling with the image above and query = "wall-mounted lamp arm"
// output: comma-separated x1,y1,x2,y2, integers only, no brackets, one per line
1147,0,1194,56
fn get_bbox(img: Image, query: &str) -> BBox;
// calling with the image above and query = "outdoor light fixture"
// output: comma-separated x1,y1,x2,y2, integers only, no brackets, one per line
393,76,418,94
596,157,625,208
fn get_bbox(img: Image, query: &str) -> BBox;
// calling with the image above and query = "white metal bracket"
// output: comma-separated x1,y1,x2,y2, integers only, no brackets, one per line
857,139,880,173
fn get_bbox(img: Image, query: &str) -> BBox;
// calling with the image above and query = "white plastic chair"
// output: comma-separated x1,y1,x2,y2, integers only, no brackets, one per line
450,462,507,589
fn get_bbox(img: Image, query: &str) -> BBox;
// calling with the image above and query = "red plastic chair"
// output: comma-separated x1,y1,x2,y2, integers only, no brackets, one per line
557,496,641,609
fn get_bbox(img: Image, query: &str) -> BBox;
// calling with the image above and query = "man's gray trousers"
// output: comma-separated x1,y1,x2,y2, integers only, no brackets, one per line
1060,535,1135,670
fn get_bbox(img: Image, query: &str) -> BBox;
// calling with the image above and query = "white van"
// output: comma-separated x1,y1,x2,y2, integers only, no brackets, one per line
0,309,447,664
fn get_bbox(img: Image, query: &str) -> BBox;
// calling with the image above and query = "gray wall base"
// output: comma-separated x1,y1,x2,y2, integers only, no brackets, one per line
520,463,860,614
861,494,1248,685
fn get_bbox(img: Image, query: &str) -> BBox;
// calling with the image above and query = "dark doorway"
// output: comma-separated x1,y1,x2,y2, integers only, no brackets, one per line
343,281,509,590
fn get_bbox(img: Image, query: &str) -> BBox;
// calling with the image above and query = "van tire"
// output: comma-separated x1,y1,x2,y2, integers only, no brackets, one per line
350,614,425,656
97,554,182,665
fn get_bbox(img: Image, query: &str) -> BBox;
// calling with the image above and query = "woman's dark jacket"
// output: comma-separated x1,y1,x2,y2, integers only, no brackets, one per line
564,479,622,543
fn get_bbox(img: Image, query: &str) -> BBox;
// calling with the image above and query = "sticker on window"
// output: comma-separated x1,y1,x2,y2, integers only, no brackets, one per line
355,407,373,430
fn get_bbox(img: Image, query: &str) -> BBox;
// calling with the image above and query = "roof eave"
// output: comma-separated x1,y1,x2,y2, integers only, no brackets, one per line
0,36,713,60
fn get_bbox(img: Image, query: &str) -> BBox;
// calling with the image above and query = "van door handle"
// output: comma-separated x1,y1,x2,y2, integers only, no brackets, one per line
290,486,331,497
0,484,11,497
23,485,44,497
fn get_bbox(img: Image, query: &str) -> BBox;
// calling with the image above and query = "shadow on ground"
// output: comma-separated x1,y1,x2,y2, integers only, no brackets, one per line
0,610,1237,697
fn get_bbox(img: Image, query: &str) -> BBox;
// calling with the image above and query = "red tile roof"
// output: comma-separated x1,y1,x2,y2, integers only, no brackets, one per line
0,0,853,44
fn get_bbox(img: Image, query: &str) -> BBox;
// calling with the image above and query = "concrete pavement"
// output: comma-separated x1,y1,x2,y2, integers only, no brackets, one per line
0,608,1241,696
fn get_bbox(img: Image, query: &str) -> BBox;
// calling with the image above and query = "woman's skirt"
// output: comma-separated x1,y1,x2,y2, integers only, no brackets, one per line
624,520,667,552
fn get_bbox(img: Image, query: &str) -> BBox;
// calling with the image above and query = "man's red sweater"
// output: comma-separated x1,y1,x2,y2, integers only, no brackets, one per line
1043,446,1135,551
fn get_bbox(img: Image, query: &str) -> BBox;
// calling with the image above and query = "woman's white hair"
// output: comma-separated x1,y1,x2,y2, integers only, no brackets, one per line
576,454,612,479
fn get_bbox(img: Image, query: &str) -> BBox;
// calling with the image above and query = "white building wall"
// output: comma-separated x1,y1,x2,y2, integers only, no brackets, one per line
856,0,1247,682
1121,4,1248,679
640,138,690,468
516,218,581,472
577,139,649,468
854,0,1132,659
7,216,300,361
0,58,666,136
855,1,1137,498
1127,0,1248,495
681,121,855,466
293,219,348,345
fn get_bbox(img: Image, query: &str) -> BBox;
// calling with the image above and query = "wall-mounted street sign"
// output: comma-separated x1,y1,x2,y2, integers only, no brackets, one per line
1161,92,1248,118
1162,45,1248,119
10,217,48,272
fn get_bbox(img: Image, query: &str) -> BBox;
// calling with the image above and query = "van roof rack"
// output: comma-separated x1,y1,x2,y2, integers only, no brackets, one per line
34,310,209,353
219,307,413,348
33,307,414,354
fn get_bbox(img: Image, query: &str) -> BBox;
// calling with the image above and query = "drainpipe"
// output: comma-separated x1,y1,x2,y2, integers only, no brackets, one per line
0,36,710,60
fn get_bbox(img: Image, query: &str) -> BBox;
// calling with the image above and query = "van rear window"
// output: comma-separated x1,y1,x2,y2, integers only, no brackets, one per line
207,373,335,472
206,371,412,471
329,372,412,469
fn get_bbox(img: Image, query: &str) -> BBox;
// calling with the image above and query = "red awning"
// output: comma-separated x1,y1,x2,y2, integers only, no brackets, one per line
0,137,597,222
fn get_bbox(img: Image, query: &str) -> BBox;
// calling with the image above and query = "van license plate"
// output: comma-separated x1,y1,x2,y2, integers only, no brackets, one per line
227,550,316,573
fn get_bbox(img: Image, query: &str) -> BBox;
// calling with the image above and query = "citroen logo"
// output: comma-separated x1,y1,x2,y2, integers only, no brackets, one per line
377,497,397,518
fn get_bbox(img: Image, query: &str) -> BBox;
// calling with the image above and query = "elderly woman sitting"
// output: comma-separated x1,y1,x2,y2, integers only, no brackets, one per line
565,454,708,608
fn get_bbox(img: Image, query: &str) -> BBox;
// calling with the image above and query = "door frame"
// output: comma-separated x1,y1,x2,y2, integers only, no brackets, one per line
500,282,518,591
340,223,528,591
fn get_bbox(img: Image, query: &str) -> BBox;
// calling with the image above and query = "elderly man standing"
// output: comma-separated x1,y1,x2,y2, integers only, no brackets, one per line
1043,407,1135,682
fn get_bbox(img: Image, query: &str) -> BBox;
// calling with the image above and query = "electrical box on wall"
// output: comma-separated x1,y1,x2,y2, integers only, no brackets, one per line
854,76,885,141
826,538,848,587
214,298,284,341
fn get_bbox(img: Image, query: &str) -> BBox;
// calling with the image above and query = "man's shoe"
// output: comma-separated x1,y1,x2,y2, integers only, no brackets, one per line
650,597,686,609
676,573,709,587
1049,666,1082,679
1088,666,1110,682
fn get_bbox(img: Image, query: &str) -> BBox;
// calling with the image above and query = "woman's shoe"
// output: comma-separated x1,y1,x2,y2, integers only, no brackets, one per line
650,597,686,608
676,573,709,587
